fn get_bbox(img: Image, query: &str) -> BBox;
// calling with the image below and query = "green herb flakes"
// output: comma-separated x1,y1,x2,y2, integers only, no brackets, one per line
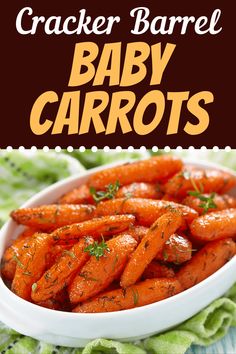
90,181,120,203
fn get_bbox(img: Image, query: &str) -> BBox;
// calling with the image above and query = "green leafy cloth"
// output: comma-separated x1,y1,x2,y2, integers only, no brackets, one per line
0,284,235,354
0,150,85,227
0,149,236,353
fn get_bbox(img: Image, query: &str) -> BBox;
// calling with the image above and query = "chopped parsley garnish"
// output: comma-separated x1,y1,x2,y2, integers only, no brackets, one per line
190,176,203,194
79,271,98,282
63,250,76,259
12,254,24,269
163,249,169,261
112,254,119,271
84,237,110,260
32,283,37,292
188,191,217,214
124,192,133,199
131,288,139,306
90,181,120,203
186,172,217,214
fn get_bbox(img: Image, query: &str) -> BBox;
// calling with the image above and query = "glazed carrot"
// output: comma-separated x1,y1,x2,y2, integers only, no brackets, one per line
104,281,120,292
164,168,236,198
190,208,236,242
11,233,52,300
35,289,71,311
1,242,29,281
6,155,236,314
183,193,236,215
119,226,148,243
73,278,182,313
51,215,135,243
88,156,183,190
177,238,236,290
59,184,94,205
120,212,183,288
12,227,38,241
116,182,163,199
156,233,192,264
11,204,95,230
1,228,37,280
95,198,198,227
69,234,137,304
142,261,175,279
119,227,191,264
35,299,61,310
31,237,94,302
162,194,180,203
45,244,73,269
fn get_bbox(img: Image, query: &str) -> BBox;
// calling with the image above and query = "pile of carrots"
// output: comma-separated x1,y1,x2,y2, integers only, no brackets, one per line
1,155,236,313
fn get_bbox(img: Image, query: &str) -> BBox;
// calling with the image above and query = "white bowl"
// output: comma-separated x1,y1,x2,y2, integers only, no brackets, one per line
0,159,236,347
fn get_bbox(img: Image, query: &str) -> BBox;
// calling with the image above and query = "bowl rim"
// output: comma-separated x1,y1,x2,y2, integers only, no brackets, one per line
0,156,236,320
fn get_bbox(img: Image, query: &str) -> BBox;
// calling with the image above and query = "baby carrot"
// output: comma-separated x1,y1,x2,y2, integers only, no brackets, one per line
95,198,198,227
142,261,175,279
1,228,37,280
73,278,182,313
31,237,94,302
35,289,71,311
120,227,192,264
177,238,236,290
116,182,163,199
11,227,38,241
120,212,183,288
183,193,236,215
58,184,94,205
88,156,183,190
51,215,135,243
102,225,191,265
156,233,192,264
162,194,180,203
69,234,137,304
45,244,75,269
164,168,236,198
190,208,236,242
11,233,52,300
11,204,95,230
118,226,149,243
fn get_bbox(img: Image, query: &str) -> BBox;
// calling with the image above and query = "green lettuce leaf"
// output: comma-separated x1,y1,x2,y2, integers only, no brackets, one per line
0,150,84,227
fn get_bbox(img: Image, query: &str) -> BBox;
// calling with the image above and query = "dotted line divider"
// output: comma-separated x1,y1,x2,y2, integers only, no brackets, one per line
1,146,234,153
